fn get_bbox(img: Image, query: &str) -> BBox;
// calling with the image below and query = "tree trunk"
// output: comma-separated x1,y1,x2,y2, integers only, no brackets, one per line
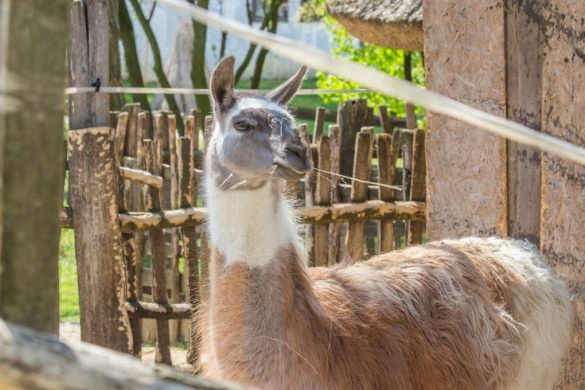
128,0,184,134
109,0,125,111
0,0,68,334
187,0,211,130
119,0,151,113
249,0,283,89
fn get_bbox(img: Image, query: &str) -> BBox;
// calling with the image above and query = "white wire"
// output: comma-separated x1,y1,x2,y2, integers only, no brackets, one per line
154,0,585,167
64,86,372,95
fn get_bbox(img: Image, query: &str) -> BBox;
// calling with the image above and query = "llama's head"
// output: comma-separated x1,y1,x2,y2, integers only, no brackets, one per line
207,56,311,189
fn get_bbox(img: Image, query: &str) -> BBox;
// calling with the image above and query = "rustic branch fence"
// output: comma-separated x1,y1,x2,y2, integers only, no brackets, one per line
61,99,426,365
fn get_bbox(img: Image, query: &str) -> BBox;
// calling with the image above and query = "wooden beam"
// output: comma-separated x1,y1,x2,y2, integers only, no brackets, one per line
118,201,425,233
120,167,163,189
125,301,193,320
0,319,250,390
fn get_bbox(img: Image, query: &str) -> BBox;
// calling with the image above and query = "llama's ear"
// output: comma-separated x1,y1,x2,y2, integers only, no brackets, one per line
266,65,307,106
210,56,236,112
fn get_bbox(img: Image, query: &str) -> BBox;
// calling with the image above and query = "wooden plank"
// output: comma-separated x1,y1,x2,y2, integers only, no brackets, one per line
315,136,332,267
505,0,542,246
179,136,201,364
167,114,180,344
0,319,250,390
337,99,373,177
123,103,140,157
539,1,585,386
346,127,374,260
312,107,326,144
299,124,316,266
0,0,68,334
408,130,426,245
423,0,507,241
68,128,131,353
378,105,395,135
377,133,398,252
327,125,343,265
143,140,172,365
125,301,193,320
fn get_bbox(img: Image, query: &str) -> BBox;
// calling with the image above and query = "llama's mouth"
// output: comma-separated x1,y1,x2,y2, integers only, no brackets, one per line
273,159,311,181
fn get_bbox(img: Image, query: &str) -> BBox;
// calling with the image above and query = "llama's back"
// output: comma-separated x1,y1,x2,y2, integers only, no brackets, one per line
310,237,572,390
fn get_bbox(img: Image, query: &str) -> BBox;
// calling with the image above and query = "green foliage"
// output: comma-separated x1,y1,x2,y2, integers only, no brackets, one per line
298,1,426,127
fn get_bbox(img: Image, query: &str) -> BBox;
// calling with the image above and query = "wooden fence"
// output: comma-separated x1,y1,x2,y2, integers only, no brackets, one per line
61,99,426,365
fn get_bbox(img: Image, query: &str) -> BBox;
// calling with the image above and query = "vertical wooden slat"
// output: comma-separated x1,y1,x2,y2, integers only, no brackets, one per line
408,130,426,245
505,0,542,246
115,112,142,357
346,127,374,260
299,124,316,266
179,137,200,367
204,114,214,151
312,107,325,144
328,125,343,265
377,133,398,253
337,99,373,177
123,103,140,156
143,140,172,365
69,128,131,353
314,136,331,267
378,105,394,135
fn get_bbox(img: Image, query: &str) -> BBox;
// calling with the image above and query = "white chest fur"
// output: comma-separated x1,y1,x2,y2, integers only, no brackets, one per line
206,177,297,267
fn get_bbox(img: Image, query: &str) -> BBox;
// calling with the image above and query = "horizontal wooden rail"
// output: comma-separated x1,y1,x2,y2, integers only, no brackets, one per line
125,301,193,320
117,201,426,233
120,167,163,189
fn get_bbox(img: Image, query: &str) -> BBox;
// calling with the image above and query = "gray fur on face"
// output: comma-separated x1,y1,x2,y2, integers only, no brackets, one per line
208,56,311,190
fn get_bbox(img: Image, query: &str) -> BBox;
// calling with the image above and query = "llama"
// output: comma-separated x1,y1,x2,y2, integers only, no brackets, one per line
197,55,573,390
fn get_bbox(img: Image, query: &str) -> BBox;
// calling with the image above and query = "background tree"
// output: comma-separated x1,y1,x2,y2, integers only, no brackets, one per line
187,0,210,129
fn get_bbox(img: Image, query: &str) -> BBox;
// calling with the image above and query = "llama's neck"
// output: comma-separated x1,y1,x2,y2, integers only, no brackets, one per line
206,174,304,268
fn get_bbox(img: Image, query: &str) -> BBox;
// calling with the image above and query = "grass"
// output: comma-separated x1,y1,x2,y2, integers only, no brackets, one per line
59,228,79,322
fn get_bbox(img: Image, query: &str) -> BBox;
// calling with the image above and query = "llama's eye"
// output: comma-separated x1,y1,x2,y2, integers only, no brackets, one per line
234,121,251,132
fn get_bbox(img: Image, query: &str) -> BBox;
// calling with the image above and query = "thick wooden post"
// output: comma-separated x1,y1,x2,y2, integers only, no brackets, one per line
539,1,585,386
423,0,508,240
0,0,69,334
68,128,131,353
346,127,374,260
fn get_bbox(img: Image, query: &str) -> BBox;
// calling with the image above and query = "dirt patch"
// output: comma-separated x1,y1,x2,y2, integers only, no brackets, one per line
59,322,190,370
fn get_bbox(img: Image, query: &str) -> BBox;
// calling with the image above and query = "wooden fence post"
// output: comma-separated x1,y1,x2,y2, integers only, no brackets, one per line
314,136,332,266
346,127,374,260
408,130,426,245
337,99,373,177
377,133,399,252
299,124,316,266
143,140,172,365
328,125,343,265
68,127,131,353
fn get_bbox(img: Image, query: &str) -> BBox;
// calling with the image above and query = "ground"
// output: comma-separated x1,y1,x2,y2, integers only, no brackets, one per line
59,321,190,369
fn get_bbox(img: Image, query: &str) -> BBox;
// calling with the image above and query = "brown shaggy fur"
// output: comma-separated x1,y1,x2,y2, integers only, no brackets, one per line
195,239,559,390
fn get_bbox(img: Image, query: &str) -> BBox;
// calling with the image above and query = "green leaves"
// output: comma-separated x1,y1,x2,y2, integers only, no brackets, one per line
316,15,426,127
